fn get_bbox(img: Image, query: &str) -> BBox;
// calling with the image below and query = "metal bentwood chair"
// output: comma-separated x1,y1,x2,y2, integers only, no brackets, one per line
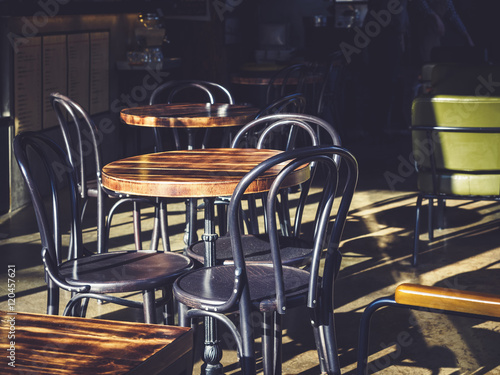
14,132,193,323
174,145,358,374
187,113,342,267
50,92,169,253
357,282,500,374
149,80,235,246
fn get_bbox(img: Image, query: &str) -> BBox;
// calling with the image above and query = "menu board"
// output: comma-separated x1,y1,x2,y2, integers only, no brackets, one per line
68,33,90,112
90,31,109,115
14,36,42,134
42,34,68,129
13,31,110,134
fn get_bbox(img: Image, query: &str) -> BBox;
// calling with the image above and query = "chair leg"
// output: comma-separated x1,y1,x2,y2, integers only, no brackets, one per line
150,203,161,251
185,198,198,246
321,314,341,375
46,279,60,315
142,289,156,324
427,198,434,241
273,312,282,375
97,192,106,254
312,324,328,374
239,290,257,375
437,198,446,230
178,302,190,327
413,195,423,266
216,203,227,236
262,311,283,375
262,312,273,375
162,288,175,325
133,201,143,250
159,199,171,252
357,298,398,375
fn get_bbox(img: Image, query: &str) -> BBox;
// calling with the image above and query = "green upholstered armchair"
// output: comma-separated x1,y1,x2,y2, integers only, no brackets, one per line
411,95,500,265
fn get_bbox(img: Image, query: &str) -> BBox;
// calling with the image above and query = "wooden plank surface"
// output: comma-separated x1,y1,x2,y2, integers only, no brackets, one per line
101,148,310,198
395,283,500,318
0,311,192,374
120,103,259,128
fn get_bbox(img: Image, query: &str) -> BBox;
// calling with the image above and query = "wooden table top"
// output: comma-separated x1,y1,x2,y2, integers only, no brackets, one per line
120,103,259,128
102,148,310,198
0,311,193,375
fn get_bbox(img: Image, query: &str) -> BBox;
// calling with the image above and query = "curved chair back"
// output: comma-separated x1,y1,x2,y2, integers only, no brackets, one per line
266,63,310,104
50,92,109,254
149,80,233,106
50,92,103,201
204,146,358,309
231,113,342,236
255,92,306,119
14,132,86,313
232,112,342,151
149,80,234,150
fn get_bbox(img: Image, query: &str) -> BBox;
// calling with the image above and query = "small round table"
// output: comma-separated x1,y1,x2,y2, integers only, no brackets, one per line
121,103,260,149
121,102,259,129
120,103,260,246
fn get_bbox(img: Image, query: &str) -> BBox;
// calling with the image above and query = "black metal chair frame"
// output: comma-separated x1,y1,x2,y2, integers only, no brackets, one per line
187,113,343,268
14,132,193,323
412,125,500,266
231,113,342,235
149,79,234,151
149,80,235,247
50,92,169,253
357,285,500,375
266,63,323,116
174,146,358,375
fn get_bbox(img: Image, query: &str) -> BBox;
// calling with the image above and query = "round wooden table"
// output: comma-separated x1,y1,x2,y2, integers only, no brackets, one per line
102,148,308,199
120,103,259,130
102,148,310,374
120,103,260,249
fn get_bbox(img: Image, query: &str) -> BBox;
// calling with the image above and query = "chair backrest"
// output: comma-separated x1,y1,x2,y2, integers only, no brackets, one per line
149,80,234,105
266,63,310,104
231,113,343,235
149,80,234,151
50,92,103,200
255,92,306,119
208,146,358,314
13,132,87,294
412,95,500,195
231,112,342,151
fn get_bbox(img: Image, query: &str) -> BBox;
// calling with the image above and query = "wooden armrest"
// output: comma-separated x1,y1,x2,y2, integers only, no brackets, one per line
395,283,500,318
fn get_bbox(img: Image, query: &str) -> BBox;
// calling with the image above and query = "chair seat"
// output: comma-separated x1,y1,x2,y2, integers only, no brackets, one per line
186,234,313,266
173,264,310,312
60,250,193,294
418,171,500,196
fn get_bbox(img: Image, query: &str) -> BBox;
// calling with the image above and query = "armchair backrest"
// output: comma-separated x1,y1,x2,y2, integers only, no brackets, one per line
411,95,500,195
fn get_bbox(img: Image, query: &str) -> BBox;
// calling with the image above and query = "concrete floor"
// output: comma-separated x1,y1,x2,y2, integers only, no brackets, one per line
1,133,500,374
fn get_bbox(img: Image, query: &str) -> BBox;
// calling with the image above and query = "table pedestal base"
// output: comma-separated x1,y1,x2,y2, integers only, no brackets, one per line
201,197,223,374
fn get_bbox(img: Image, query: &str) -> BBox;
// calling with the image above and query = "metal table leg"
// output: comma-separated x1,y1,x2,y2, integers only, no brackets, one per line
201,197,223,375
